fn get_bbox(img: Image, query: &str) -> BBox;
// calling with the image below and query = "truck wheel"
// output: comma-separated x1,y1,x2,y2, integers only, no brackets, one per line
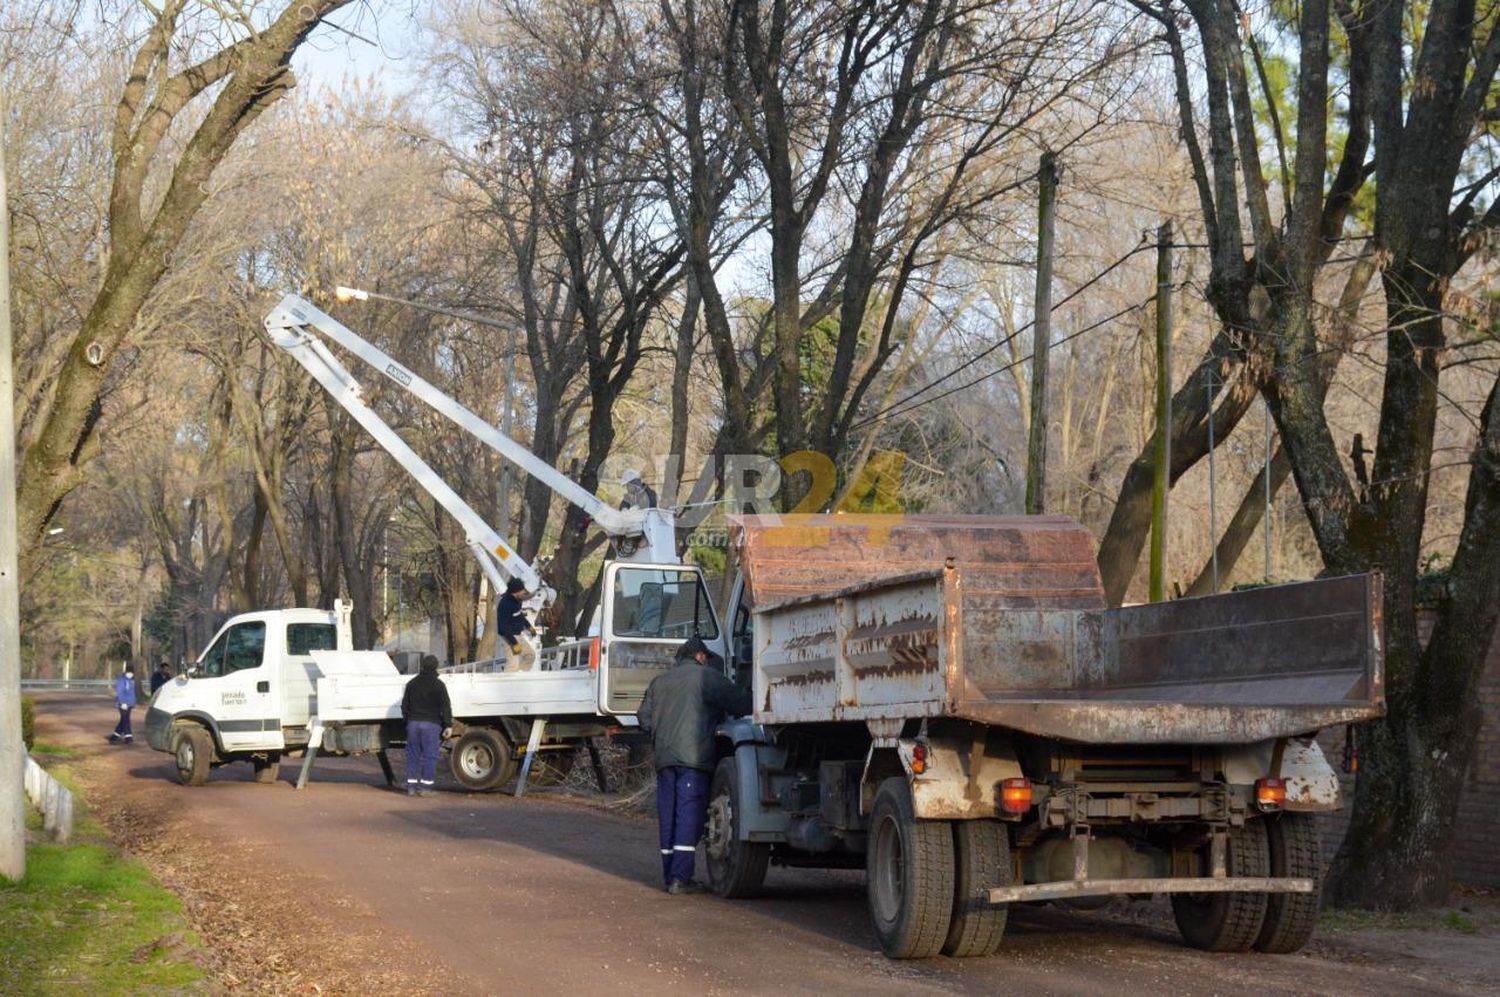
867,777,954,959
174,727,211,787
1172,823,1270,952
451,728,517,791
526,749,575,787
252,754,281,784
704,756,770,898
1255,813,1322,953
943,819,1010,957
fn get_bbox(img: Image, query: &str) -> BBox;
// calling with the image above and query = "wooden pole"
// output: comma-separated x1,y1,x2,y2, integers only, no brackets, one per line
1148,221,1173,604
1024,151,1058,515
0,88,27,881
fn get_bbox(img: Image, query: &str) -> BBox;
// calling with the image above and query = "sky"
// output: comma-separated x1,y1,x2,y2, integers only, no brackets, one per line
291,5,424,96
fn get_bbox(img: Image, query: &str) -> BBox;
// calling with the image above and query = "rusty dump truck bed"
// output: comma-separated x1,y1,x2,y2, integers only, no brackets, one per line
735,515,1384,744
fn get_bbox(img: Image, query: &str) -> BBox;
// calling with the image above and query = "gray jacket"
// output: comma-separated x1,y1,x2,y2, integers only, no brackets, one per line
637,655,750,772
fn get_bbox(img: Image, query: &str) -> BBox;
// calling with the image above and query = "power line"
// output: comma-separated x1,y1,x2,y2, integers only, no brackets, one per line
853,293,1162,431
855,237,1159,429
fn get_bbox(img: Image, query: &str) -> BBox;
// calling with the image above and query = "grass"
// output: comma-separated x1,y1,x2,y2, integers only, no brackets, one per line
0,764,206,996
28,741,79,759
1320,905,1493,934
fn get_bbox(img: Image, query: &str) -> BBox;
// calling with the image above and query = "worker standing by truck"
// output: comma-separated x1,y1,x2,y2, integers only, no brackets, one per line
637,637,750,894
496,578,537,672
400,655,453,796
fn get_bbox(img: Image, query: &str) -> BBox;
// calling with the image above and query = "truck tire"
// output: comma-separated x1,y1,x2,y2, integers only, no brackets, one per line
943,819,1010,957
704,756,770,898
174,726,211,787
867,777,954,959
1255,813,1322,953
451,728,517,791
252,754,281,784
1172,823,1270,952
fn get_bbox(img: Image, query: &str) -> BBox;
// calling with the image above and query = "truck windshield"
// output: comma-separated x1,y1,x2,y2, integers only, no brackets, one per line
609,567,719,640
287,623,337,655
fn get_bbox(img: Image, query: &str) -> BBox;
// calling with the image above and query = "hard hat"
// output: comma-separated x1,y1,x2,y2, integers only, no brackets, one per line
622,468,643,487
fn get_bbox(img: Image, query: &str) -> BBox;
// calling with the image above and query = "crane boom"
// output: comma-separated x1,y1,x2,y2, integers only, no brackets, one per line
264,298,544,596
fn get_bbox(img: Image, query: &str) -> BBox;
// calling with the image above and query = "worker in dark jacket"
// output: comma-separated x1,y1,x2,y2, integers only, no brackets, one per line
497,577,537,672
637,637,750,894
149,660,173,696
401,654,453,796
620,468,657,510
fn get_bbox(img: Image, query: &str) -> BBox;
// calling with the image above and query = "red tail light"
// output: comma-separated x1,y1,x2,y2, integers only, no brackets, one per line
911,742,928,775
1256,776,1287,809
1001,777,1033,814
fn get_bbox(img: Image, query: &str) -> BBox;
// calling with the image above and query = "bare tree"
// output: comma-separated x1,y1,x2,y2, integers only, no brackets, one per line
1122,0,1500,908
14,0,354,567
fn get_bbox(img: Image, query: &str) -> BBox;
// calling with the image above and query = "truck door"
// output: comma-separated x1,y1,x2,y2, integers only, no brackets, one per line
195,619,282,751
599,563,723,716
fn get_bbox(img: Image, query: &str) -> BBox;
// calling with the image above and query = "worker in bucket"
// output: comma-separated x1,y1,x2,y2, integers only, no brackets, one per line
109,663,138,743
497,577,537,672
400,654,453,796
637,636,750,894
620,468,657,510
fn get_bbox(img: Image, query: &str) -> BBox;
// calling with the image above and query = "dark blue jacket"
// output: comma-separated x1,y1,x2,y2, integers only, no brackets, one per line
115,673,137,707
496,592,532,644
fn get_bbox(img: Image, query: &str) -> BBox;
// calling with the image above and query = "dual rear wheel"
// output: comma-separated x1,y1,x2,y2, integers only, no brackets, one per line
866,777,1011,959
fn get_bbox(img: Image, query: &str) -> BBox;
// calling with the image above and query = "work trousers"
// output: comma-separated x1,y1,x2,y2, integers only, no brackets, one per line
113,705,133,738
405,720,441,787
656,765,708,887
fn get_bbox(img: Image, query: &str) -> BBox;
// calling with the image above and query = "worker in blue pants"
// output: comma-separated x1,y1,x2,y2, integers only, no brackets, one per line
638,637,751,894
656,767,707,888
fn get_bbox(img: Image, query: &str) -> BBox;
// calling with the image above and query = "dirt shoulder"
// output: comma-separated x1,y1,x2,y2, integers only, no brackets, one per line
33,695,469,995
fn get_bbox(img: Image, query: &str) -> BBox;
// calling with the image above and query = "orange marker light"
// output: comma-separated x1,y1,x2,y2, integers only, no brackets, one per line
1256,776,1287,809
1001,777,1033,814
911,743,928,775
588,637,601,671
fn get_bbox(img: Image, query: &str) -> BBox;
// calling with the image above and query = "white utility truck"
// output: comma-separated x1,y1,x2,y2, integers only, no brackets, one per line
146,560,719,790
703,515,1384,958
145,295,725,791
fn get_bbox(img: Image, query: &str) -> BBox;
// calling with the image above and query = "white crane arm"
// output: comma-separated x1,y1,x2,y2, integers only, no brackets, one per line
263,299,544,596
266,296,642,529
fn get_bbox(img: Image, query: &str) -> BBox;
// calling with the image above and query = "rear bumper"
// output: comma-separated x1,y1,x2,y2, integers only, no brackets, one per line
989,876,1313,904
145,707,174,752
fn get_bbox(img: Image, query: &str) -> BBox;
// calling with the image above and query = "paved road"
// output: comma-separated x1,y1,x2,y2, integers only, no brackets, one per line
32,694,1484,994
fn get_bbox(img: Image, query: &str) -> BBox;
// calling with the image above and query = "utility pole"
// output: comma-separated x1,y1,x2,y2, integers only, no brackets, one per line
1024,151,1058,515
1,88,28,881
1148,221,1172,604
1206,368,1219,593
1263,399,1273,580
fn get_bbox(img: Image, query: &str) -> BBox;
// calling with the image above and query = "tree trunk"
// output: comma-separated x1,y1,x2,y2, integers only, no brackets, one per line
1184,445,1291,597
1096,335,1257,604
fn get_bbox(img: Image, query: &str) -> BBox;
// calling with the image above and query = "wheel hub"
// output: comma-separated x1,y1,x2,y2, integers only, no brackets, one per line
705,794,733,862
459,743,494,779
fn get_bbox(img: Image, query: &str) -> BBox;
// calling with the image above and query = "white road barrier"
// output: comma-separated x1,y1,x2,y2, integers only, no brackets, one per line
21,743,73,844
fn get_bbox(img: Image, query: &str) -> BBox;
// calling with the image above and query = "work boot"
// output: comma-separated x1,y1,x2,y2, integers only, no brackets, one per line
667,879,709,895
123,735,133,744
416,787,436,797
406,785,420,796
108,733,121,743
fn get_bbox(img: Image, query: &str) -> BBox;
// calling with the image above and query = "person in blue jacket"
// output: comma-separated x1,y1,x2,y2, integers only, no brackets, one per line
109,664,138,744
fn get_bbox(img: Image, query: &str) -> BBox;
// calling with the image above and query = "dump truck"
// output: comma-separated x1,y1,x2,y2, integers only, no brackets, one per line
705,515,1383,958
